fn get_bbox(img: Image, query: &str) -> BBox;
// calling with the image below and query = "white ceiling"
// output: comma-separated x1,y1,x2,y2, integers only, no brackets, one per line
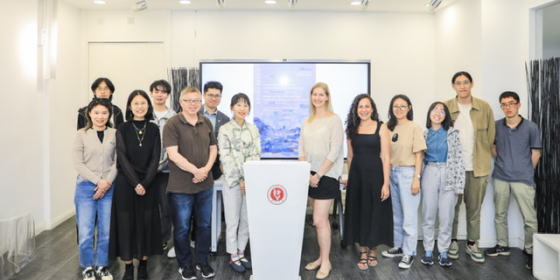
60,0,454,13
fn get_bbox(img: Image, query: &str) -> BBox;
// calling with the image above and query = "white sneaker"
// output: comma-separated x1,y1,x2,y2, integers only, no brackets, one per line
167,247,176,258
190,240,196,248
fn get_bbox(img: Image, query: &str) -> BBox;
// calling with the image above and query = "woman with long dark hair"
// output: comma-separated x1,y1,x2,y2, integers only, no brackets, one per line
110,90,162,280
343,94,392,270
73,98,116,280
381,94,426,269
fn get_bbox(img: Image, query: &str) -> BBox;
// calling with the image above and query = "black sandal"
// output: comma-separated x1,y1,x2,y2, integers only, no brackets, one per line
357,251,368,270
368,248,378,267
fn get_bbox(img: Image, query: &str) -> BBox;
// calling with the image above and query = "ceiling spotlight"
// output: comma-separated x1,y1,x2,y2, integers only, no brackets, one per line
360,0,370,8
350,1,360,5
179,0,191,4
132,0,148,12
288,0,297,7
93,0,106,4
265,0,277,4
217,0,225,7
425,0,442,11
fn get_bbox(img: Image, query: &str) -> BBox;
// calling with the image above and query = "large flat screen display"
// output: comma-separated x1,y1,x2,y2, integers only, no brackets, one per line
200,60,371,159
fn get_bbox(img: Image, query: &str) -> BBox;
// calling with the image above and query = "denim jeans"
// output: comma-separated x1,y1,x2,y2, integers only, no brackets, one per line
75,178,113,268
170,187,213,267
390,166,420,256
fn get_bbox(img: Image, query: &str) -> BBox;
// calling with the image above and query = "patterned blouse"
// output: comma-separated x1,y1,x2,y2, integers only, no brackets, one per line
218,120,261,188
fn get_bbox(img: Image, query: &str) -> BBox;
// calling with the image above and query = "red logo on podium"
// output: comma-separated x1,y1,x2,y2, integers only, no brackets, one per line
267,185,287,205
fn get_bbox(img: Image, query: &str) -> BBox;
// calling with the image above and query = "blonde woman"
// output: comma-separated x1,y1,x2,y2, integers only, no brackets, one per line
298,82,344,279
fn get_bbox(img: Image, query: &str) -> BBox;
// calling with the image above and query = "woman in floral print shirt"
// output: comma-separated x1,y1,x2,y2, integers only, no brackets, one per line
218,93,261,273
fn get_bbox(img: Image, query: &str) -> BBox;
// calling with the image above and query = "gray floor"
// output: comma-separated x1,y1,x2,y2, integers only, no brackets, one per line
8,216,537,280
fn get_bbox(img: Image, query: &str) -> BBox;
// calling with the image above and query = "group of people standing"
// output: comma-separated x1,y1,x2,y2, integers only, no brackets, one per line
300,72,541,279
72,79,260,280
71,70,541,280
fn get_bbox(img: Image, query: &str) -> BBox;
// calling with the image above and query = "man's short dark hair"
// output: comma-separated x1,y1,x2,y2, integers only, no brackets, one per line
499,91,520,103
149,80,171,94
203,81,223,93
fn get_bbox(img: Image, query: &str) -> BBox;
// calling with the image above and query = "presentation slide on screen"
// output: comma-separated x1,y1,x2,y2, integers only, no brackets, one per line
201,62,370,158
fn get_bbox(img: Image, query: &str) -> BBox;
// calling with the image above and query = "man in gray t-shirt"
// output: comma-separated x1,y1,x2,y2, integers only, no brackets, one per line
484,91,542,271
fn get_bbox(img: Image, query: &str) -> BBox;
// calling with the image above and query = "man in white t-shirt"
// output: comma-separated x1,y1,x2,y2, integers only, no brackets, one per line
444,71,495,263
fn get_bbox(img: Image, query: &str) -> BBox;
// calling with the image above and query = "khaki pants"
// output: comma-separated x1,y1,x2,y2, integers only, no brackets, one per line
493,178,537,254
452,171,487,241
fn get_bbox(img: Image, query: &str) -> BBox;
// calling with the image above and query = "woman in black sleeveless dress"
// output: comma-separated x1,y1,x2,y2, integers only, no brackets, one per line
343,94,393,270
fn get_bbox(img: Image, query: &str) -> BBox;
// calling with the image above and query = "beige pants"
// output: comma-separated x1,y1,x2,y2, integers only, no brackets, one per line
222,184,249,255
452,171,488,241
493,178,537,254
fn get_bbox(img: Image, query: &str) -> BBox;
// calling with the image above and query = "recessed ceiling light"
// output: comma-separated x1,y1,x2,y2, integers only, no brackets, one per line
265,0,277,4
350,1,361,5
179,0,191,4
93,0,106,4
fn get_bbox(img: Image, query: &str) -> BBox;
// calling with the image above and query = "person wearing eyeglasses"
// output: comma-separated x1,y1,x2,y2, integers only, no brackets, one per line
163,86,218,279
484,91,541,270
149,80,176,253
419,102,465,267
77,77,123,130
201,81,231,180
381,94,426,269
444,71,495,263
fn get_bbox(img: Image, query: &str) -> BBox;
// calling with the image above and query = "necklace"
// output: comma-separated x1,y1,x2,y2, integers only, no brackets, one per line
132,121,147,146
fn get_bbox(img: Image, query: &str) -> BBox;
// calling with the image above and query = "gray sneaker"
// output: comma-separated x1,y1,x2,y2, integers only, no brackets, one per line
466,243,485,263
449,240,459,259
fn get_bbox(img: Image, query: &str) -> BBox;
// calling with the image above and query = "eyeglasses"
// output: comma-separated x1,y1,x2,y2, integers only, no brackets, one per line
500,102,518,108
206,93,222,99
393,105,408,111
453,81,471,86
182,99,202,104
154,88,168,93
432,109,446,115
96,86,111,92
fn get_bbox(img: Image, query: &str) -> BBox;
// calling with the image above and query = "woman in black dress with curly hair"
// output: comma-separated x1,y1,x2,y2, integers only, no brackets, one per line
343,94,393,270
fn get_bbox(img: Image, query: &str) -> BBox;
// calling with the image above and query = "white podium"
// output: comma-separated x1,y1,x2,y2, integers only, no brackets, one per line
244,160,310,280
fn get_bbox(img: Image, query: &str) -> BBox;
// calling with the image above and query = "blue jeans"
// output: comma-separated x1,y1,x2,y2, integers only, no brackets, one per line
75,178,113,268
170,187,213,267
390,166,420,256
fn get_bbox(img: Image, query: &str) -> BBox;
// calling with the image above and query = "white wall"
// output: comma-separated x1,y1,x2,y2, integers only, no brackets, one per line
84,10,436,122
0,0,47,230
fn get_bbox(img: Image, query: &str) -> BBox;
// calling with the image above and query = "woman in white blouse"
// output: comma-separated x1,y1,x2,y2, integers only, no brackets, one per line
218,93,261,273
298,82,344,280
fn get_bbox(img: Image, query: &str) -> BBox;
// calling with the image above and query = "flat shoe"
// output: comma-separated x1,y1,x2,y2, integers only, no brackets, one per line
316,264,331,279
305,262,320,271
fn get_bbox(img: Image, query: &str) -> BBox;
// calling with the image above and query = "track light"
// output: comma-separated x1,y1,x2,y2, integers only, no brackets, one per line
288,0,297,7
217,0,225,7
360,0,370,8
132,0,147,12
425,0,442,11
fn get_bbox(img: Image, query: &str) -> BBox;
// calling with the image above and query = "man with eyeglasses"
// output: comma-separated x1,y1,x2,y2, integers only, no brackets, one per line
149,80,176,253
484,91,541,270
200,81,230,180
444,71,495,263
77,77,123,130
163,86,217,279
